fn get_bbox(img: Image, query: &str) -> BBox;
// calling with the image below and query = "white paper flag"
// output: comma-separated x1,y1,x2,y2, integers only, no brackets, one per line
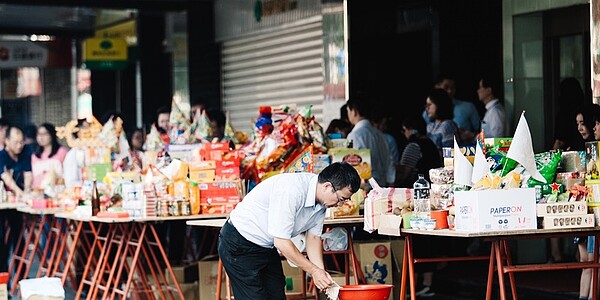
453,136,473,186
506,112,546,183
471,139,489,184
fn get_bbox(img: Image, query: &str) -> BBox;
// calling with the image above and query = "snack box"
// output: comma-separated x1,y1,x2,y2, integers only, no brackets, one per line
328,148,371,180
540,214,595,229
536,201,588,216
454,188,536,232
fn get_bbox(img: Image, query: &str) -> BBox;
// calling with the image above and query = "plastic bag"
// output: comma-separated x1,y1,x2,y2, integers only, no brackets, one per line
321,227,348,251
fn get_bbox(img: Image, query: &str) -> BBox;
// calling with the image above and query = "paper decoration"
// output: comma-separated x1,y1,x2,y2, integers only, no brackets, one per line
471,139,489,184
506,112,546,183
453,136,473,186
224,111,239,144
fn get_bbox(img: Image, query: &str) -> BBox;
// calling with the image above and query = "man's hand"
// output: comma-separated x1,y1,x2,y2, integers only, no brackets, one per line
310,267,335,290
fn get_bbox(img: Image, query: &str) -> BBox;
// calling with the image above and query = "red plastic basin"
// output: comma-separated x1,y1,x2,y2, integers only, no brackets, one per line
338,284,394,300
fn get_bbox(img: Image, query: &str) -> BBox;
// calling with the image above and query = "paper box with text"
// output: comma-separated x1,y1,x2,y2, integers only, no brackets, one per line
454,188,537,232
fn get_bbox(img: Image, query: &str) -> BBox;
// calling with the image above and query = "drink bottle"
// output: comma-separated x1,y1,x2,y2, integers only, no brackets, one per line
413,174,431,219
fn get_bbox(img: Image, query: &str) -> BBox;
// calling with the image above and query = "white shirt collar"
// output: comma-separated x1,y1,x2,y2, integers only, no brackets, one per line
485,99,499,110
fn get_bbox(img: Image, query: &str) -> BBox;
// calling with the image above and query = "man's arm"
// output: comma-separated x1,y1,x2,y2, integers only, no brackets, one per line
274,236,334,290
1,171,23,197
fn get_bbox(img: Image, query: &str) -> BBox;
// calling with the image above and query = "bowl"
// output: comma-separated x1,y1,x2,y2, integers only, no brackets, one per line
338,284,394,300
410,218,423,230
424,219,436,230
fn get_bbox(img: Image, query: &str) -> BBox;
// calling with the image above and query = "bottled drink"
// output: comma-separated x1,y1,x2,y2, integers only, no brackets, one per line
413,174,431,219
91,180,100,217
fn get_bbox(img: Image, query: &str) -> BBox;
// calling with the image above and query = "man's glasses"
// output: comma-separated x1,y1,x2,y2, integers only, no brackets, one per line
332,185,352,203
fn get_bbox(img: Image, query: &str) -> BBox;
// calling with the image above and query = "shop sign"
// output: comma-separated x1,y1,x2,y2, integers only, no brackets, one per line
95,19,137,46
83,38,128,70
0,41,48,68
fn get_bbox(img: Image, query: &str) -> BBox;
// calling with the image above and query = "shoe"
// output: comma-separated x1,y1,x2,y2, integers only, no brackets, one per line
415,286,435,297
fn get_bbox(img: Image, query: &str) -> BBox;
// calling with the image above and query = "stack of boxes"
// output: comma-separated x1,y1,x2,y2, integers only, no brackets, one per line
195,142,242,214
537,149,592,229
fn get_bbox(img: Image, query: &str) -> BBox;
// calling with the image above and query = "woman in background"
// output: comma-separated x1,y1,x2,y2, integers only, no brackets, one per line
425,88,459,154
575,103,600,300
31,123,68,191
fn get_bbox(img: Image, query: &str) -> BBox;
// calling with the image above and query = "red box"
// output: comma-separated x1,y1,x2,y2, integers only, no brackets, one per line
198,181,240,199
215,167,240,181
201,203,238,214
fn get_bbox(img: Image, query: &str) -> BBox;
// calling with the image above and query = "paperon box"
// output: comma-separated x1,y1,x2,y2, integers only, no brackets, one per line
454,188,537,232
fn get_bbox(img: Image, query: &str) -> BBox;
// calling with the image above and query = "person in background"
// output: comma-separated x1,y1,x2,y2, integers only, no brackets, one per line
477,75,506,138
127,127,145,170
155,105,171,144
0,126,32,198
549,78,588,264
574,103,600,300
346,97,392,187
0,126,31,272
218,162,361,299
396,114,442,187
371,109,400,185
206,107,226,142
425,88,459,153
422,76,481,144
325,119,352,139
31,123,68,191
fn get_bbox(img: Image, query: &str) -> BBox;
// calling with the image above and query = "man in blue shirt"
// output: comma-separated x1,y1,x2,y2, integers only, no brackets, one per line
422,76,481,144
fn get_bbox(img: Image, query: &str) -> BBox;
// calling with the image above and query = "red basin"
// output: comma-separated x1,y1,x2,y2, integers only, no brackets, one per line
338,284,394,300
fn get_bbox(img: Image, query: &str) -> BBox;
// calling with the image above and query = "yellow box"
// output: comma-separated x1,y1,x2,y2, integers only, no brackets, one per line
190,170,216,183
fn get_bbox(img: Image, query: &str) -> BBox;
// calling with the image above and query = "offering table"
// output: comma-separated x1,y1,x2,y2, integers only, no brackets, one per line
395,227,600,300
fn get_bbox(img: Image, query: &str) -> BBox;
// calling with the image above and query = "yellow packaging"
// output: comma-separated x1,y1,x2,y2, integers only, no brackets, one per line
173,180,190,199
190,181,200,215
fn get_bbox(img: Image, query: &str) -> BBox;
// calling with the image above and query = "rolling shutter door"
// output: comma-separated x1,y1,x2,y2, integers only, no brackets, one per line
222,17,324,132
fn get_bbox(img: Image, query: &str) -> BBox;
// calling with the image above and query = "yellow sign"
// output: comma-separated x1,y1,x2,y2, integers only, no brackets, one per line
83,38,127,61
95,20,137,46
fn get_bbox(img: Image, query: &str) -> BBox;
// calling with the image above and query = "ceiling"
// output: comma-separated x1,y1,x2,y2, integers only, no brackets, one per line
0,1,198,38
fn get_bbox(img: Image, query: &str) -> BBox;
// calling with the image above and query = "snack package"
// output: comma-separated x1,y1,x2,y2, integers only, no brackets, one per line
526,150,562,190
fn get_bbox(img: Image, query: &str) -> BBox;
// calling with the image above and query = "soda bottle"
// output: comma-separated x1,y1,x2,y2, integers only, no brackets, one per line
413,174,431,219
91,180,100,217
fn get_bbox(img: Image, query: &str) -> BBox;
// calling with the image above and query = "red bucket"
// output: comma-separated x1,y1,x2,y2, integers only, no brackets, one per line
338,284,394,300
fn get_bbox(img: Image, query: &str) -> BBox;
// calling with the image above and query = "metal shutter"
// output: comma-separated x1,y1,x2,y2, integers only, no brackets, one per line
222,17,324,133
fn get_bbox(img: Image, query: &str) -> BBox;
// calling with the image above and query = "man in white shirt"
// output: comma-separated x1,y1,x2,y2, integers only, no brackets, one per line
477,76,506,138
219,162,360,299
346,97,392,186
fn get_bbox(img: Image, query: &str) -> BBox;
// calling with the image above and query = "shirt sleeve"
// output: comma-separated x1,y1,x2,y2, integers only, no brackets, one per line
400,143,422,168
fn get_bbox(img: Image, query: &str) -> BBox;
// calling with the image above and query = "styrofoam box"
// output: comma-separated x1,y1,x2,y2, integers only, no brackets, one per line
541,214,595,229
454,188,537,232
536,201,588,216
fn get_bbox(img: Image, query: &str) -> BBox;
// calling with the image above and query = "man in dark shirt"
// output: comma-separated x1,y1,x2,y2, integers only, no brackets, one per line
0,126,31,272
0,126,32,196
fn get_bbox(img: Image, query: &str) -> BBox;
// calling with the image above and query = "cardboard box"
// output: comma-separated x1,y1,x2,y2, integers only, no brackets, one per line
198,260,227,300
281,259,304,294
154,282,198,300
541,214,595,229
353,241,392,285
454,189,537,232
377,213,402,236
536,202,588,216
328,148,372,180
0,284,7,300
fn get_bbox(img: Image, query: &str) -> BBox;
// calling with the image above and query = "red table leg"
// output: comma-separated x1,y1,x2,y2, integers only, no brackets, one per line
399,237,408,300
